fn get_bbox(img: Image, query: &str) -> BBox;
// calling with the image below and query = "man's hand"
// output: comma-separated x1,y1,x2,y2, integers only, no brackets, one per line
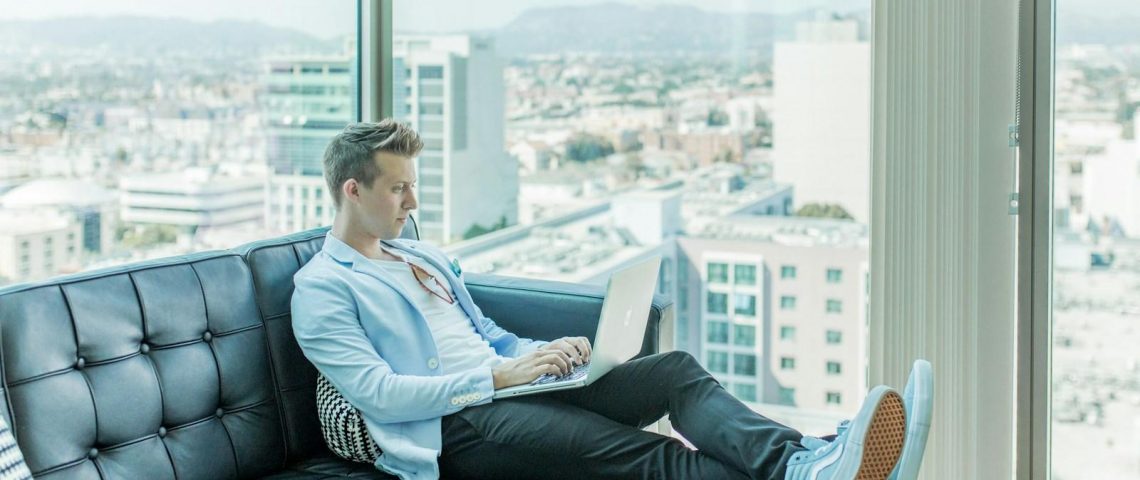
491,349,574,389
540,336,592,366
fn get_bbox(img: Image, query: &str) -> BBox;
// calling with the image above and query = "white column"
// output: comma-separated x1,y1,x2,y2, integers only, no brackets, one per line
870,1,1018,479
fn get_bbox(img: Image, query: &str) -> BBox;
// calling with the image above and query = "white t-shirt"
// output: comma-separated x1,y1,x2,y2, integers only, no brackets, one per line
373,254,506,374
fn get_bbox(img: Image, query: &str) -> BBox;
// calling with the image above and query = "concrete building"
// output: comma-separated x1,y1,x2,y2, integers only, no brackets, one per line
677,217,869,412
0,209,83,284
772,19,870,222
394,35,519,244
0,178,118,255
120,168,265,228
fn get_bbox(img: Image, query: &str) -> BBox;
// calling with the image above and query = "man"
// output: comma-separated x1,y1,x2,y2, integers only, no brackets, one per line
292,120,931,480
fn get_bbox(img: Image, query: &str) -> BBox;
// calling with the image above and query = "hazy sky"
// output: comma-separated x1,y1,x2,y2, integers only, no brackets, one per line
0,0,1131,39
0,0,867,38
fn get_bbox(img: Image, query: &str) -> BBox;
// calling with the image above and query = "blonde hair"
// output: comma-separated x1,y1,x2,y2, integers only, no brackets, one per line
323,119,423,207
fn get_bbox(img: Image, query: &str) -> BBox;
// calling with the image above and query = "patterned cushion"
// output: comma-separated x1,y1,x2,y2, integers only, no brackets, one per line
0,415,31,480
316,374,382,464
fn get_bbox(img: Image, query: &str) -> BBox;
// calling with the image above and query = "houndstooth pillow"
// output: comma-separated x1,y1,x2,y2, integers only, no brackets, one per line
0,413,31,480
316,373,382,464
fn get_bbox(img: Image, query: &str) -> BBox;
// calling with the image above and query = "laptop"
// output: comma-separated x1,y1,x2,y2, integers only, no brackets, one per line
493,255,662,399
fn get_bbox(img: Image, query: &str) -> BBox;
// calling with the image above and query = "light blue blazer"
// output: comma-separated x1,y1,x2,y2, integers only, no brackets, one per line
290,233,548,479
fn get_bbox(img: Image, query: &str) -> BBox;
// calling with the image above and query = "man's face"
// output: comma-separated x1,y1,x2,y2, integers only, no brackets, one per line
353,152,417,240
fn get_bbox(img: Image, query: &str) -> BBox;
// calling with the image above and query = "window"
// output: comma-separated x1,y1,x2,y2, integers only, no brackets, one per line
780,357,796,370
706,321,729,344
419,103,444,115
734,383,757,403
826,330,842,344
733,324,756,346
733,354,756,376
826,268,843,283
780,326,796,341
420,84,444,97
734,294,756,316
826,392,842,405
391,0,871,432
707,292,728,314
734,264,756,285
826,299,843,313
707,262,729,283
0,1,359,286
778,387,796,406
707,351,728,374
827,361,842,375
418,65,444,79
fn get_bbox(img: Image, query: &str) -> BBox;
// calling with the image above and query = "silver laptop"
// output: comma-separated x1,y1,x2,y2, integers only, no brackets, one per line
493,256,662,399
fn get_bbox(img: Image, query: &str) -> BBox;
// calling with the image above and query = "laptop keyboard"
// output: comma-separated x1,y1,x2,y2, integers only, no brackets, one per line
531,362,591,386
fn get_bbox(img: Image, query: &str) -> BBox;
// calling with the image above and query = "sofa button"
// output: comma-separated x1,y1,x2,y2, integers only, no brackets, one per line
140,343,150,354
75,357,86,370
87,448,98,459
215,408,224,418
202,331,213,342
158,427,167,438
427,358,438,369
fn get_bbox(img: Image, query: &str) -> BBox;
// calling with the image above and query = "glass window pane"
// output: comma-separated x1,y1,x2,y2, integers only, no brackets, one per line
706,320,728,344
734,293,756,316
827,268,843,283
779,387,796,406
393,0,871,432
733,324,756,346
734,264,756,285
734,383,757,402
0,1,358,285
780,326,796,341
827,361,842,375
707,351,728,374
707,262,729,283
780,357,795,370
826,299,842,313
1051,6,1140,475
733,354,756,376
707,292,728,314
826,330,843,344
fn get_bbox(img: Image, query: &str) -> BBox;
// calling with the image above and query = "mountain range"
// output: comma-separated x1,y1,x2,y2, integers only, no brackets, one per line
0,4,1137,58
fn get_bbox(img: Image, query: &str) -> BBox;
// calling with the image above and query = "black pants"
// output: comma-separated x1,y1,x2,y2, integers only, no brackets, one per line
439,351,807,480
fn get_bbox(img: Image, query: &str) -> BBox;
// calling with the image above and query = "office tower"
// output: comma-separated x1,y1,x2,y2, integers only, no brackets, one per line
263,55,354,234
772,19,870,222
394,35,518,244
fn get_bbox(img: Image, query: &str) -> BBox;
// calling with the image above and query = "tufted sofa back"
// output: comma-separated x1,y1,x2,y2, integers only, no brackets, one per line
0,216,421,479
0,252,288,479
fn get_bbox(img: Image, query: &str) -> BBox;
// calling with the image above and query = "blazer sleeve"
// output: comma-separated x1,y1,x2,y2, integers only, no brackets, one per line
291,270,495,424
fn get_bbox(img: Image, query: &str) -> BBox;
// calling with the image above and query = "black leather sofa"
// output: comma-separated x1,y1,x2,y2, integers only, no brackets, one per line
0,224,671,479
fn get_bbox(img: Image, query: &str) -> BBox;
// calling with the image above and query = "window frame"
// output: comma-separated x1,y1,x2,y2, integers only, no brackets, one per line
1015,0,1053,477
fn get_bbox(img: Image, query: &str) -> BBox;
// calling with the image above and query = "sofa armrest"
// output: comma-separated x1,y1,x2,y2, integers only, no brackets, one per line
463,273,674,359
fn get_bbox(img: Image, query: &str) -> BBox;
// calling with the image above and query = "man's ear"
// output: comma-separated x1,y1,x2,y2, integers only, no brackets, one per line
342,179,358,204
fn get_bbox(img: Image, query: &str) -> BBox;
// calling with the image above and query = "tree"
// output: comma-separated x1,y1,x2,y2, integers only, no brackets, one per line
707,108,729,127
796,203,853,220
463,215,510,240
564,133,615,163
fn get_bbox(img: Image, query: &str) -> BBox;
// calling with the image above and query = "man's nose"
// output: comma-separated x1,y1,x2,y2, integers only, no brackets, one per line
405,189,418,210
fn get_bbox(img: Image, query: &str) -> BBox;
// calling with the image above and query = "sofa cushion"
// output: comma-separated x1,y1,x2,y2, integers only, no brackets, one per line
261,454,395,479
0,252,287,479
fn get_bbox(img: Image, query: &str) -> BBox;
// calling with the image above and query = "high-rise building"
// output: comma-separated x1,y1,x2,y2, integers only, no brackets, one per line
772,19,870,222
393,35,518,244
262,54,355,234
